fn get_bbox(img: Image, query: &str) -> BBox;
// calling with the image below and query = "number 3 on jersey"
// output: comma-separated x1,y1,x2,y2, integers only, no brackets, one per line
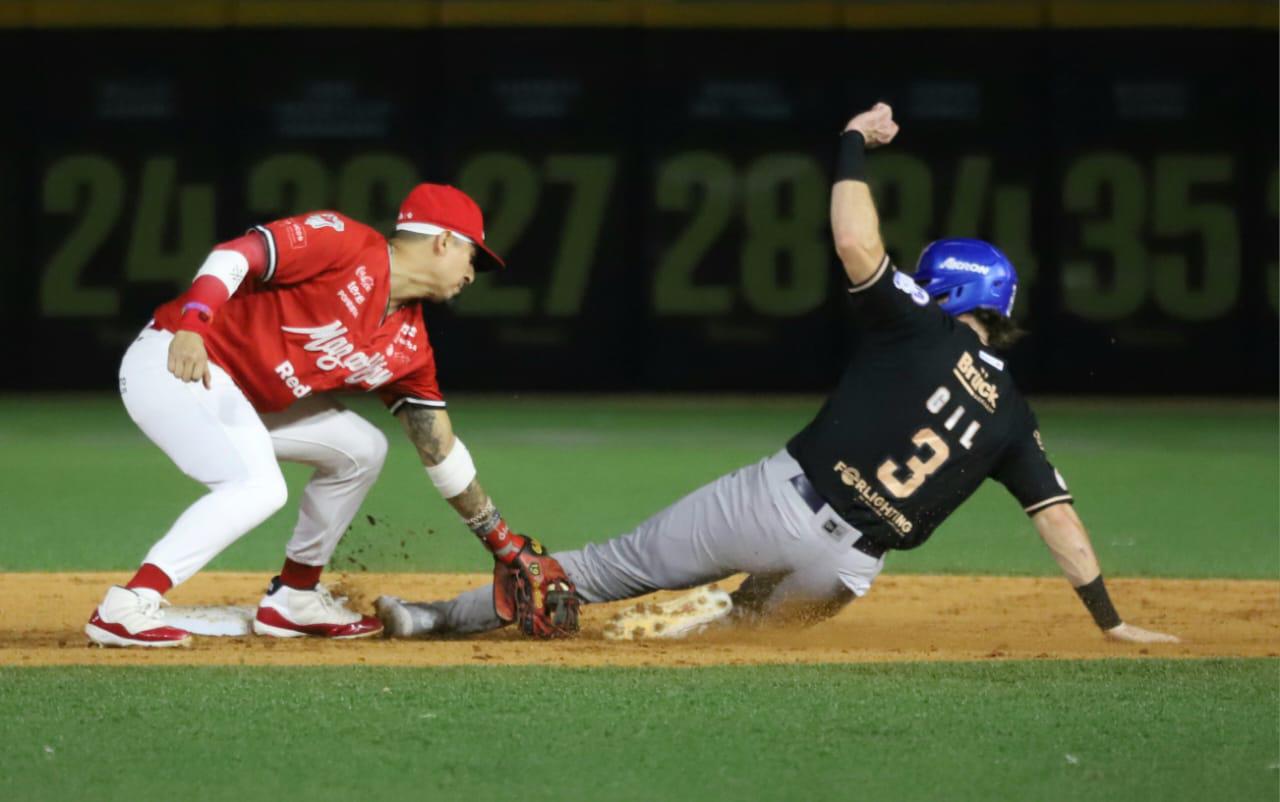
877,386,981,499
877,428,949,497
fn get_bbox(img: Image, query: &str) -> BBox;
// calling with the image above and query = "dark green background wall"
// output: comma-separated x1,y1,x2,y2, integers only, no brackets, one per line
2,24,1275,393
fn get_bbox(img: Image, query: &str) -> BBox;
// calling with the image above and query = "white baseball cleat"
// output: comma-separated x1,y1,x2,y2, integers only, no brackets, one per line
603,585,733,641
375,595,443,638
253,577,382,639
85,586,193,648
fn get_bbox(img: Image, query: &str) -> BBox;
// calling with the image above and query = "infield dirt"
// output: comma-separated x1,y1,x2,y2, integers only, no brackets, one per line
1,572,1275,667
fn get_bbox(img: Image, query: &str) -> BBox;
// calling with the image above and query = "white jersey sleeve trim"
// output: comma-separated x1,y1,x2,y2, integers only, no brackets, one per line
388,397,448,416
1024,494,1074,514
846,253,891,294
194,249,250,296
251,225,278,282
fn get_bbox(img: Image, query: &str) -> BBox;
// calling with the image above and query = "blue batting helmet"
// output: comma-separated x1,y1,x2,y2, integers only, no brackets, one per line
914,238,1018,317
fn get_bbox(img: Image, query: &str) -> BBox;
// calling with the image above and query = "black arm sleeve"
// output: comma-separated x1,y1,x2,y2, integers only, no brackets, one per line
991,404,1074,515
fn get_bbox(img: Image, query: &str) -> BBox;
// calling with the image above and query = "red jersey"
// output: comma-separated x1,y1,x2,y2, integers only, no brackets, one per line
153,211,445,415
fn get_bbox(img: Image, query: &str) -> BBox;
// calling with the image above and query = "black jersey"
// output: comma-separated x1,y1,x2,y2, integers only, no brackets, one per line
786,255,1072,551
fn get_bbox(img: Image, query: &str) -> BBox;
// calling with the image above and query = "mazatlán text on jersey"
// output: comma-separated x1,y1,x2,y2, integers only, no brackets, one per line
281,321,395,389
832,461,914,536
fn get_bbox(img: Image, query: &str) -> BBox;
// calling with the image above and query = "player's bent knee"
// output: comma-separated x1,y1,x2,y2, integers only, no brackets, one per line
360,428,389,473
239,474,289,517
264,477,290,513
342,423,389,477
204,473,288,525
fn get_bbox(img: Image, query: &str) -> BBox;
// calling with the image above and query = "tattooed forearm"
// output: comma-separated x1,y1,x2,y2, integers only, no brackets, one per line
448,481,497,527
397,406,453,465
397,406,502,533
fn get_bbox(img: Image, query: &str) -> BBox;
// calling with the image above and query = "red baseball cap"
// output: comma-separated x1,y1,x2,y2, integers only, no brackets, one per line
396,183,505,271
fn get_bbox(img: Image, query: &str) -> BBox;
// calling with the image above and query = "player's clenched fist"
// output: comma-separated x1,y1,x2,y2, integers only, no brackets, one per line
844,102,899,148
168,330,212,389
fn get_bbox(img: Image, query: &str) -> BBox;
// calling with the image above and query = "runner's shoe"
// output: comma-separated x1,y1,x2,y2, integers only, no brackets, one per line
375,595,444,638
602,585,733,641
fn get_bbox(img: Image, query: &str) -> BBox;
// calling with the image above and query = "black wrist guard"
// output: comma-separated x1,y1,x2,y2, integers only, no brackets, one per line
1074,575,1122,630
835,130,868,183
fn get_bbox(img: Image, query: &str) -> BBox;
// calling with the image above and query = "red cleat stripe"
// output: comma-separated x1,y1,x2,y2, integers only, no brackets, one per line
254,606,382,638
87,612,190,643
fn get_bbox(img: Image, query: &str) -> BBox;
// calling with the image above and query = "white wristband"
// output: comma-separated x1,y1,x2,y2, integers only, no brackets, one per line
425,437,476,499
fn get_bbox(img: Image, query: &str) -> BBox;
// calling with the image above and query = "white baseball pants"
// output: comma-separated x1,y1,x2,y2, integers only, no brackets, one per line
118,327,388,586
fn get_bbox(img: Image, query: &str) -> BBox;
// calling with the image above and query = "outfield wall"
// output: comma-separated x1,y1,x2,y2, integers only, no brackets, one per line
0,2,1275,394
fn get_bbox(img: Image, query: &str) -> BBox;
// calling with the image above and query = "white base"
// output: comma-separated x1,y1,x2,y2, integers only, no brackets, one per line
164,605,256,637
251,619,308,638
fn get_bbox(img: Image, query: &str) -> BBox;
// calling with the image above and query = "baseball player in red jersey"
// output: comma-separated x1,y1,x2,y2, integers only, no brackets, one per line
87,184,578,647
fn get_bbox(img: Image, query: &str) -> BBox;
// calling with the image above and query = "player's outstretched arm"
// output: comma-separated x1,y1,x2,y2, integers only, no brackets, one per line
396,406,579,637
1031,503,1180,644
831,102,899,286
396,406,504,538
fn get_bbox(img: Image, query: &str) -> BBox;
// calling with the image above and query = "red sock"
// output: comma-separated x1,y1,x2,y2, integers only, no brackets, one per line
125,563,173,595
279,558,323,590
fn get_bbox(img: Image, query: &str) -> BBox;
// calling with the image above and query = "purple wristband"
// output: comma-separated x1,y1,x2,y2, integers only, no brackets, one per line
180,302,213,320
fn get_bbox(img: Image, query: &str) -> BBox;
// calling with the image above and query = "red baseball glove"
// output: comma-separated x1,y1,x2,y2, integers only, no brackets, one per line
492,538,580,638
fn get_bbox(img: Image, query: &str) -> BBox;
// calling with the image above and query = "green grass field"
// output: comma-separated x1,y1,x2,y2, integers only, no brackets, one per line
1,662,1275,802
0,395,1276,801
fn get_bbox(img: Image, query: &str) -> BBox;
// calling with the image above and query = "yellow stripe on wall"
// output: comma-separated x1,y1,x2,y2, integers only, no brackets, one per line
843,1,1042,29
439,1,638,26
0,0,28,25
233,0,435,27
641,1,840,29
1049,0,1273,28
30,0,231,27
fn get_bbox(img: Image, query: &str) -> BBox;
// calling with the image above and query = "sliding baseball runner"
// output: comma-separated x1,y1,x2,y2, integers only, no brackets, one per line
377,104,1178,646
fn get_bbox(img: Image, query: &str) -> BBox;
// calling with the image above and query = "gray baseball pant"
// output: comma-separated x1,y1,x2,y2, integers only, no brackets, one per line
432,448,887,634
